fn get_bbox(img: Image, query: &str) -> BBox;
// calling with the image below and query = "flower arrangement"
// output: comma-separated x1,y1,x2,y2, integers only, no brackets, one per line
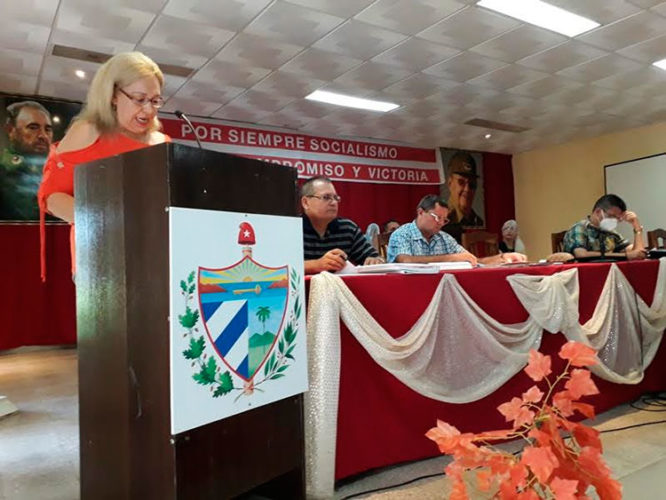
426,341,622,499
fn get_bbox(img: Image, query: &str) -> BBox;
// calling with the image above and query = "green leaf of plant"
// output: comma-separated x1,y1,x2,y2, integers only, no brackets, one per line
213,371,234,397
284,323,295,344
180,280,187,293
182,336,205,359
188,271,195,284
270,373,285,380
193,357,217,385
266,352,276,374
278,338,285,353
277,365,288,373
179,307,199,329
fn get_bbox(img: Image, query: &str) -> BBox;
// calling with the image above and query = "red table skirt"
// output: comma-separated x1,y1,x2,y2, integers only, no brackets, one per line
334,260,665,480
0,224,76,350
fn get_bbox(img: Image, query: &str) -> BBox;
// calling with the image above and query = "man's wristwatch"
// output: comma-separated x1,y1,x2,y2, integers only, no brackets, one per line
633,225,643,234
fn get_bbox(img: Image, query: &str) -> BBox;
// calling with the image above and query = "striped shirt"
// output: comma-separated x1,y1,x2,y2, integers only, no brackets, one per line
302,216,378,265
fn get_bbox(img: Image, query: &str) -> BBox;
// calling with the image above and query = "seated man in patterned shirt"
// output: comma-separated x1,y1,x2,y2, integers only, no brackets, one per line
387,194,526,265
563,194,647,260
302,176,384,274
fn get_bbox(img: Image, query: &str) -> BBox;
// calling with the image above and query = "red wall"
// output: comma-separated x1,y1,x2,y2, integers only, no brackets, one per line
0,152,513,349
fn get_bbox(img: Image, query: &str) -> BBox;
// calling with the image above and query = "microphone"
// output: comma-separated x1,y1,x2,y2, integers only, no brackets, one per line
174,110,203,149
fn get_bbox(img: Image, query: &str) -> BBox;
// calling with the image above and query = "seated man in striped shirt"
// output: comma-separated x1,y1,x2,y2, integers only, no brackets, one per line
302,176,384,274
387,194,526,265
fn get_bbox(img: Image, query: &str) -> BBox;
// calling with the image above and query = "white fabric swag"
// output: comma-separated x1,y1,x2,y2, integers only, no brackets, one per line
305,260,666,499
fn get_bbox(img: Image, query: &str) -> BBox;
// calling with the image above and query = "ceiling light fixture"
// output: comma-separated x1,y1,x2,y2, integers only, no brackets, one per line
305,90,399,112
484,133,492,139
477,0,600,37
53,116,61,124
653,58,666,71
75,69,86,79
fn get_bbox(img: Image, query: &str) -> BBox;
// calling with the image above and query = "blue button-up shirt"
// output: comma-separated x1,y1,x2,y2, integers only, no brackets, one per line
387,221,465,263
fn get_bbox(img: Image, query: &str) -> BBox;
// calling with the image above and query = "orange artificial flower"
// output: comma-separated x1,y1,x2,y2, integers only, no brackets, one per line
498,397,536,428
552,390,574,417
565,369,600,399
559,341,598,367
521,446,559,483
525,349,552,382
522,385,544,404
427,342,619,499
549,477,578,500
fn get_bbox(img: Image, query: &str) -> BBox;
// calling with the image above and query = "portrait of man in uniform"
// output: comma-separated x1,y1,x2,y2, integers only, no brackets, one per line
0,100,54,220
440,149,485,242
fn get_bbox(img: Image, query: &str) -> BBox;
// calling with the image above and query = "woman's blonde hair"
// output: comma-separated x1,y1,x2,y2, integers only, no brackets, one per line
78,51,164,134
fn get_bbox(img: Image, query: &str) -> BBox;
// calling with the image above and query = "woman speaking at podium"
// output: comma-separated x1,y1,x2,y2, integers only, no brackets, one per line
37,51,171,280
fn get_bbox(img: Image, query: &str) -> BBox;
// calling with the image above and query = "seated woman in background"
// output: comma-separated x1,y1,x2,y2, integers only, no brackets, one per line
499,219,526,254
37,51,170,280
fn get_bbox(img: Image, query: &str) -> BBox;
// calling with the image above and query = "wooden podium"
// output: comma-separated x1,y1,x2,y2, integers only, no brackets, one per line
75,143,304,499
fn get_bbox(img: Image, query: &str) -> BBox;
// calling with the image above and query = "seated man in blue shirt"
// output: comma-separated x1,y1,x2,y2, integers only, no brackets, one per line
302,176,384,274
387,195,526,265
562,194,647,260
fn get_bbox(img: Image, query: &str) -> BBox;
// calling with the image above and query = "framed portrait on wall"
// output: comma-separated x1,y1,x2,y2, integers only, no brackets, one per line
439,148,485,241
0,94,81,222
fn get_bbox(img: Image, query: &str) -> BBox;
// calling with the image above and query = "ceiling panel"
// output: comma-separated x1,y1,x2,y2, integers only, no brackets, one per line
556,53,643,82
353,0,466,35
192,59,271,88
162,0,273,31
547,0,642,24
280,48,363,81
467,64,549,90
57,0,158,43
213,33,304,70
371,37,460,72
577,11,666,51
423,51,508,82
284,0,376,19
2,0,59,26
139,15,235,60
616,34,666,63
312,20,408,60
417,6,520,50
470,25,568,63
0,21,51,54
243,1,345,47
332,61,414,91
516,40,609,73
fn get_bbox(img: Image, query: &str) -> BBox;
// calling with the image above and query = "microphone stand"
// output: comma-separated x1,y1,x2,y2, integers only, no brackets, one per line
174,110,203,149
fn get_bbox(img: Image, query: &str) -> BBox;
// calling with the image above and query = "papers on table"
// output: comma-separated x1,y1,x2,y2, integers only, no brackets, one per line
353,262,473,274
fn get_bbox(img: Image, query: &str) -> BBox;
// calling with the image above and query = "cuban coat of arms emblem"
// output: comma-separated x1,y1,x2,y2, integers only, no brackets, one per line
169,208,307,434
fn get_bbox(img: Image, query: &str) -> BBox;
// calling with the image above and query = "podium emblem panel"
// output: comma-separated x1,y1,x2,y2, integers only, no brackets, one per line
169,207,308,434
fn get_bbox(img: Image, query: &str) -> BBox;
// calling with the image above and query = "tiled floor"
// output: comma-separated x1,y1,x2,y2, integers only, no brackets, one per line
0,348,664,499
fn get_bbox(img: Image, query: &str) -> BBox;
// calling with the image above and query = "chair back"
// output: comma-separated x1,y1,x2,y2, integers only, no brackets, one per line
648,228,666,249
462,231,498,257
551,231,567,253
376,232,391,259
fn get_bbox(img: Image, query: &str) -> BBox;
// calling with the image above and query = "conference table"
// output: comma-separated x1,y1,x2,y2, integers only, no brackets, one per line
304,259,666,498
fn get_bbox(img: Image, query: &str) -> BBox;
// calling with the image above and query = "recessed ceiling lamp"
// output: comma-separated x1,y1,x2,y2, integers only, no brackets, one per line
75,69,86,79
653,58,666,71
477,0,600,37
484,133,492,139
305,90,399,112
53,116,61,124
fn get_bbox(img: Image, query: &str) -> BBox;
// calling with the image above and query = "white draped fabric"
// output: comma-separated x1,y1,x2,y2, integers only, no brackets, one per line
305,260,666,499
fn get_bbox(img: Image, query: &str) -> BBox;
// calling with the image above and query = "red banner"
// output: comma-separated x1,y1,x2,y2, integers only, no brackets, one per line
237,154,440,184
160,117,442,185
